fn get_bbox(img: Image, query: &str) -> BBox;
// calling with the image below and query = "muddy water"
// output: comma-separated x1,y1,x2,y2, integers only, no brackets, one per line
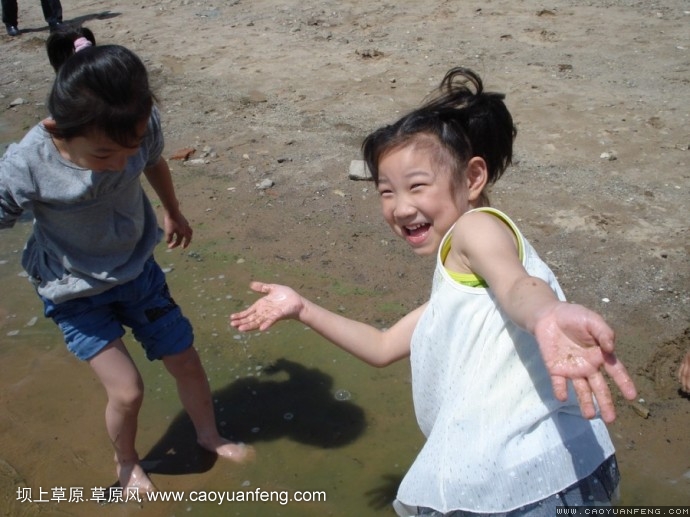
1,217,688,517
0,220,420,516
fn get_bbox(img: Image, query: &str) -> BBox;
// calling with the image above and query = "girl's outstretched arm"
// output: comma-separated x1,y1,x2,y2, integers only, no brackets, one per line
144,157,192,249
452,211,637,423
230,281,424,367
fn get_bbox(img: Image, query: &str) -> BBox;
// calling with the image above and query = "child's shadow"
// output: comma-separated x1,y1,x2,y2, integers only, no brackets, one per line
140,358,367,476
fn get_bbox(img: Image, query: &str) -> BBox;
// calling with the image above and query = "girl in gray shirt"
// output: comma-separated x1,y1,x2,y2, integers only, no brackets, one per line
0,27,252,494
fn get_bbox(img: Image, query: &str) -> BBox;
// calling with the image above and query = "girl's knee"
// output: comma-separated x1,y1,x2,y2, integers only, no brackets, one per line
109,382,144,410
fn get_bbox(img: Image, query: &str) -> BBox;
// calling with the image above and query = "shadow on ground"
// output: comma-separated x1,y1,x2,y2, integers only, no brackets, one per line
140,358,367,476
17,11,120,35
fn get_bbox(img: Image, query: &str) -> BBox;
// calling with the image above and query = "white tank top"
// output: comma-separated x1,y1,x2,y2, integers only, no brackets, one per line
395,208,615,513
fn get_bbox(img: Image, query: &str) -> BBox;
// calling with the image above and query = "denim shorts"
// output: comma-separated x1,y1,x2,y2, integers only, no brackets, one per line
42,257,193,361
399,455,620,517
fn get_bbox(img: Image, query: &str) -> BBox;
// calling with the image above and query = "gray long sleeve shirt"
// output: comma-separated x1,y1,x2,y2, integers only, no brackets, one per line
0,110,164,303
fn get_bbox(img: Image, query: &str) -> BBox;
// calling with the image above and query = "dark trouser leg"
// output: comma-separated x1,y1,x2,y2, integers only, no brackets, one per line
40,0,62,25
2,0,18,26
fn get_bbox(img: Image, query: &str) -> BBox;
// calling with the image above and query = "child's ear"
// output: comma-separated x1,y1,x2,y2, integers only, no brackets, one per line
466,157,488,202
42,118,58,132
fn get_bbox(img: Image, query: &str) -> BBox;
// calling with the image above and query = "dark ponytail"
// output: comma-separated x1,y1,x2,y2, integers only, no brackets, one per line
427,67,516,186
363,67,517,202
46,26,96,72
45,27,155,148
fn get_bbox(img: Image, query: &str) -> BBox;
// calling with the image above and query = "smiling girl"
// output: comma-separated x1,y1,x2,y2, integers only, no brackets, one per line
230,67,637,516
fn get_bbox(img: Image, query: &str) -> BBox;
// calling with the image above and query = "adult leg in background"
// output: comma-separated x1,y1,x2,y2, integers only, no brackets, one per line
2,0,19,34
39,0,62,28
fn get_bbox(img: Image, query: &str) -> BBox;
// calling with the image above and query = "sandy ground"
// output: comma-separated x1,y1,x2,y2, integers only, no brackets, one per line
1,0,689,515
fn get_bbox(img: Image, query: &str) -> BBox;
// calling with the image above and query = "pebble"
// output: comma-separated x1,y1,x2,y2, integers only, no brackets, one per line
256,178,274,190
183,158,208,166
348,159,372,180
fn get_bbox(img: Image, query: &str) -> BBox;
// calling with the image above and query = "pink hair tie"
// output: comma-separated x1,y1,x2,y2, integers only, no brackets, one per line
74,37,93,52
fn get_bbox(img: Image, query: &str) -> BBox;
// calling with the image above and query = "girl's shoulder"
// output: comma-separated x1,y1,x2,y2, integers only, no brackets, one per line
148,106,162,131
454,207,519,238
2,123,52,169
449,207,526,268
1,123,66,197
142,106,164,164
18,122,52,147
465,206,513,223
457,208,523,241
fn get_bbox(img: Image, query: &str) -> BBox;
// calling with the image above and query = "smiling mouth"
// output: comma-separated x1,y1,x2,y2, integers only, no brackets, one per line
404,223,431,244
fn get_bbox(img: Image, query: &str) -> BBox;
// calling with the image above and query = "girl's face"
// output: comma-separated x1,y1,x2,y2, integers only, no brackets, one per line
376,143,469,256
52,120,147,173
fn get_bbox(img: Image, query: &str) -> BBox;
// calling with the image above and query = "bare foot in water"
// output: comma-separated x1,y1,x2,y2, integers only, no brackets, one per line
199,437,255,463
117,459,157,495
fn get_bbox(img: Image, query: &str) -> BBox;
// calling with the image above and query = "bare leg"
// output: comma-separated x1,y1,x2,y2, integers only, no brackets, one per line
88,339,156,492
162,347,254,462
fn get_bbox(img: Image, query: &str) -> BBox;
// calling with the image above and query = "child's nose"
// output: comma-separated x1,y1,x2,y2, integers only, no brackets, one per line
393,199,416,219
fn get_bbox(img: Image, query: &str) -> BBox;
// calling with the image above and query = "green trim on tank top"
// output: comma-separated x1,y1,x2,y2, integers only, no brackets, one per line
441,207,525,287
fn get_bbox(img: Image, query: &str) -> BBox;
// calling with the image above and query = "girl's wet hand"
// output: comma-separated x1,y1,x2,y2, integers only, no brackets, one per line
229,282,304,332
534,302,637,423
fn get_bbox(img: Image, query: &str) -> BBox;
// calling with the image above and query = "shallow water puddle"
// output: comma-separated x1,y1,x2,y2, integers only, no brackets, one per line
2,219,688,515
0,221,419,516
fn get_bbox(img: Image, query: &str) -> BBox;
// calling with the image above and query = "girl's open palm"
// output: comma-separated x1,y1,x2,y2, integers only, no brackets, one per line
533,302,637,423
230,282,304,332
